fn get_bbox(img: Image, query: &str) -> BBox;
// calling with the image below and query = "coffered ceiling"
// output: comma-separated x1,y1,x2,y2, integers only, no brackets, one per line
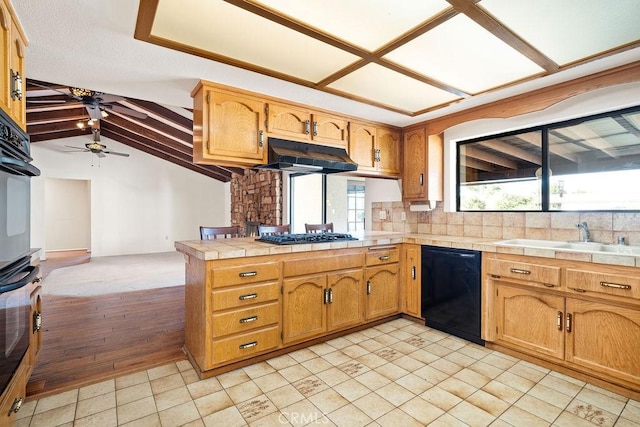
136,0,640,116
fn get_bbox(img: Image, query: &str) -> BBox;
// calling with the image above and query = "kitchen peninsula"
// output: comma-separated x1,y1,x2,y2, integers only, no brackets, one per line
176,233,640,400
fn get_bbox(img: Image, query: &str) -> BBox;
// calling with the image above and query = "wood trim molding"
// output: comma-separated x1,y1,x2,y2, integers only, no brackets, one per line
426,60,640,135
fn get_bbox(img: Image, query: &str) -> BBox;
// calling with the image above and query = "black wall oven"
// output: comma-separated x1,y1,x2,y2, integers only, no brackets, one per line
0,107,40,396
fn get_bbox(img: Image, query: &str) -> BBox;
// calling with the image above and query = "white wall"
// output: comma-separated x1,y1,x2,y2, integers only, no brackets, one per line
31,136,230,257
44,178,91,251
443,82,640,211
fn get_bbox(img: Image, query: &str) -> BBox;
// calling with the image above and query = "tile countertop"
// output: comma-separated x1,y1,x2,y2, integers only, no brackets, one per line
175,232,640,268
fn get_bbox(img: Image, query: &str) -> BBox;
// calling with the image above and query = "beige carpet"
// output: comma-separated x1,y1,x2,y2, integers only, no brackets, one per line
43,251,185,296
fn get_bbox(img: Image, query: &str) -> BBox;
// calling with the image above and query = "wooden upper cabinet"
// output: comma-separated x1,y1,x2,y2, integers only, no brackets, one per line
0,1,27,130
192,83,266,167
402,126,443,201
348,121,400,178
266,102,348,148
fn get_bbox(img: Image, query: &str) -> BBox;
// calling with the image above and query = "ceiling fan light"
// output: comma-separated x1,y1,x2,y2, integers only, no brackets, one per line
87,119,95,126
100,110,108,118
76,121,85,129
69,87,95,98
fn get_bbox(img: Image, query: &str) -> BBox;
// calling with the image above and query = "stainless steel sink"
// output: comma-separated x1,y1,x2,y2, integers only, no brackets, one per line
495,239,640,256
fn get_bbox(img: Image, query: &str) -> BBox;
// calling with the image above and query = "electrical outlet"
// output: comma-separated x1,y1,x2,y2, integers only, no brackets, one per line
379,210,386,220
401,212,406,221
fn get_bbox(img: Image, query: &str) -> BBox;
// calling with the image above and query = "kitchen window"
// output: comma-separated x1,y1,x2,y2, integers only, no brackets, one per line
457,105,640,211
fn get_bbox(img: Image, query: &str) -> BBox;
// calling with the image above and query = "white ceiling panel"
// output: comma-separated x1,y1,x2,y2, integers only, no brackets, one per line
254,0,451,51
480,0,640,65
152,0,359,82
327,63,459,112
384,14,545,94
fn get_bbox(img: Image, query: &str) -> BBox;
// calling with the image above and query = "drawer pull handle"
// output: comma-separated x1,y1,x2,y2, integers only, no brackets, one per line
379,255,390,261
600,281,631,290
510,268,531,275
570,288,587,293
239,271,258,277
239,293,258,300
240,315,258,323
9,397,23,414
543,283,555,288
566,313,572,333
411,266,416,280
366,280,371,295
239,341,258,349
557,311,563,330
33,312,42,332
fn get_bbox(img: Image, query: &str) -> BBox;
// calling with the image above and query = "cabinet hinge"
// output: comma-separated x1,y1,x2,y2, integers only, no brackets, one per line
206,93,210,104
206,140,210,151
280,331,283,340
496,326,498,334
496,289,499,296
280,286,283,295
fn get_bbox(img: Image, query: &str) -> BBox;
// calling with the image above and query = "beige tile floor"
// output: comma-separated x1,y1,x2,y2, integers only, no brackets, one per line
14,318,640,427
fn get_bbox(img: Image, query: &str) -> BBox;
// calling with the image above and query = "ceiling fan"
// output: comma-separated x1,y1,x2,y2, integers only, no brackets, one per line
27,80,148,121
65,129,129,158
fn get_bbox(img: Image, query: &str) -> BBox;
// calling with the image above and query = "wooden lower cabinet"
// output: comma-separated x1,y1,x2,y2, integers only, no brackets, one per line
485,252,640,394
495,284,565,361
283,269,364,344
365,263,399,320
566,298,640,387
402,244,421,317
0,363,26,427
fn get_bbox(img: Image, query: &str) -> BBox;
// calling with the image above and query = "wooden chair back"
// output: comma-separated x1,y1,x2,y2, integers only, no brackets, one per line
304,223,334,233
258,224,291,236
200,226,242,240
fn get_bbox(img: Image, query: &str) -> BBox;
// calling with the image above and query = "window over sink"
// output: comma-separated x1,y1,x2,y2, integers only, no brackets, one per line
457,105,640,211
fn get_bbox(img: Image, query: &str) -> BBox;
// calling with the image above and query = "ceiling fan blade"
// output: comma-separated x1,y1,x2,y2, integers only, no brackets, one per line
99,94,125,103
104,151,130,157
85,104,103,120
96,151,106,158
103,104,148,119
64,145,89,151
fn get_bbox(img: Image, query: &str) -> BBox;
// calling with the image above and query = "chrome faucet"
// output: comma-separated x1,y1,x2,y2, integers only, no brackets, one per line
576,222,590,242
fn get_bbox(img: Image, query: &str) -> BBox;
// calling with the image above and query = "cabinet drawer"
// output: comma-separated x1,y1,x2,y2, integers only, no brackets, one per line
212,282,280,311
566,269,640,301
212,301,280,337
365,248,399,266
486,258,560,286
211,262,279,288
212,325,280,364
283,253,363,277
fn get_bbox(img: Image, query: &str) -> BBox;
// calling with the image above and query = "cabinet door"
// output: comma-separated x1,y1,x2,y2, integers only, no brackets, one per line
376,126,400,176
402,127,427,200
283,275,327,344
267,102,311,141
348,121,376,172
403,245,421,318
495,284,565,361
0,363,26,427
9,19,25,130
29,286,42,376
0,3,10,115
327,269,364,332
565,298,640,387
365,264,400,319
311,113,348,147
205,90,266,165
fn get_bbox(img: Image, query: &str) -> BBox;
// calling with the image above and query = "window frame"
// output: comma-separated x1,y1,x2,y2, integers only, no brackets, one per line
456,104,640,213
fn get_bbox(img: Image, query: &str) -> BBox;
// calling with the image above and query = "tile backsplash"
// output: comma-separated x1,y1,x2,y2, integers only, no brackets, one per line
371,202,640,246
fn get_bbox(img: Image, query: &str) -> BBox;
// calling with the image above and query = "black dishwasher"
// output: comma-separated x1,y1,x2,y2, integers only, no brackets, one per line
421,245,484,345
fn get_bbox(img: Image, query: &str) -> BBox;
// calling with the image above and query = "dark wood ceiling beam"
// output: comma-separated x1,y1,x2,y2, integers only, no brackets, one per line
446,0,559,73
27,107,88,125
103,114,193,150
107,109,192,145
100,124,232,182
27,121,88,135
30,129,92,143
125,99,193,130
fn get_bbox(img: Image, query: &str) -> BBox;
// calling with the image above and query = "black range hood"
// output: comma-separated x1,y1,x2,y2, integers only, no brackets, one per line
255,138,358,174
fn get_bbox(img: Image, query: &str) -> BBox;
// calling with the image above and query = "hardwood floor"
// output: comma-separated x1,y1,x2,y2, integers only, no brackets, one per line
27,252,186,400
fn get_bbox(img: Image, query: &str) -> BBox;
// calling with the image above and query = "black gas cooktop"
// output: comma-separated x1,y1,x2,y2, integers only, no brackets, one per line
256,232,358,245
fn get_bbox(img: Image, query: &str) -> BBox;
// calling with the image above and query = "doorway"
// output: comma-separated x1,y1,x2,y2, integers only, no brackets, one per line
44,178,91,255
